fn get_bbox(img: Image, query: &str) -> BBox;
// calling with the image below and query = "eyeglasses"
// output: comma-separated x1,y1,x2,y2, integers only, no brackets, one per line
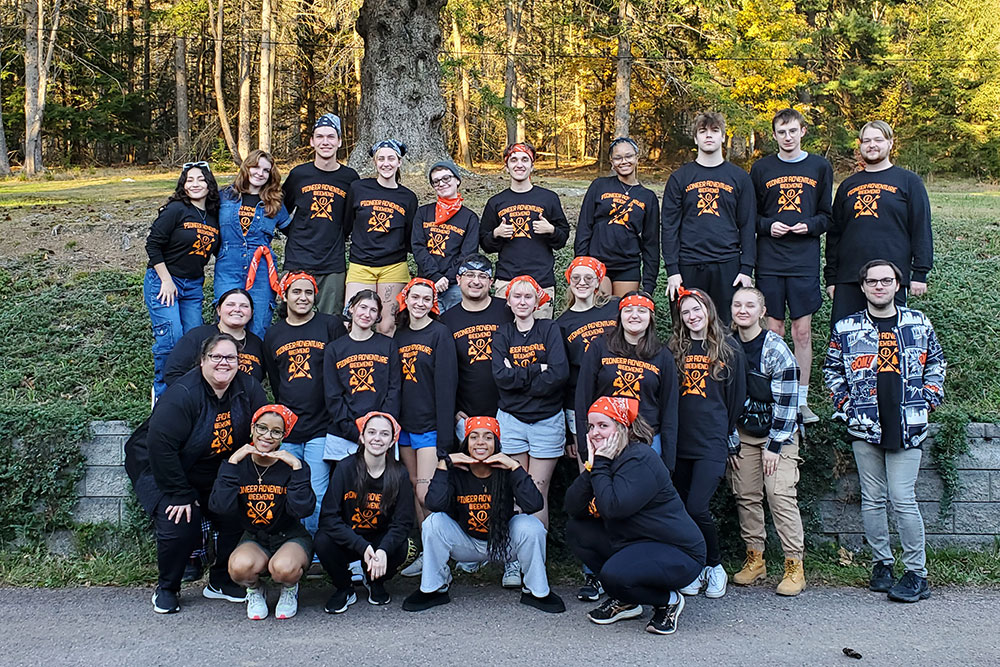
253,423,285,439
863,277,896,287
183,161,211,170
570,275,597,285
431,174,455,187
207,353,238,365
459,271,491,281
611,153,637,163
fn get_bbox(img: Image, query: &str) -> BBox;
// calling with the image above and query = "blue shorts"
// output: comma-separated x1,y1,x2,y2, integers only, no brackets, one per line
497,410,566,459
399,430,438,450
756,274,822,321
323,433,358,461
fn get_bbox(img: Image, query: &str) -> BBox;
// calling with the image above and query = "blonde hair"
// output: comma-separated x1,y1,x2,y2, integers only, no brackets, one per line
731,286,768,331
859,120,893,141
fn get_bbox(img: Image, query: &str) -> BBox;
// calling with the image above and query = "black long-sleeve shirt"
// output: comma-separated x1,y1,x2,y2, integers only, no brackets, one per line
574,176,661,293
280,162,359,274
439,297,514,418
263,313,347,442
425,465,543,541
556,300,619,408
575,336,680,471
479,186,570,288
491,318,569,422
676,338,747,462
164,324,265,387
750,153,833,277
827,165,933,286
346,178,418,267
209,457,315,535
411,205,481,284
395,320,457,453
661,161,757,275
145,200,220,279
317,455,415,555
323,333,401,441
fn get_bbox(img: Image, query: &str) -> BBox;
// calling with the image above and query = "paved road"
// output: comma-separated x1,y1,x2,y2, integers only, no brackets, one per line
1,582,997,666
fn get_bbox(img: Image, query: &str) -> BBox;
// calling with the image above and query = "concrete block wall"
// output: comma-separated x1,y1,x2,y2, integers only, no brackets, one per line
72,420,131,524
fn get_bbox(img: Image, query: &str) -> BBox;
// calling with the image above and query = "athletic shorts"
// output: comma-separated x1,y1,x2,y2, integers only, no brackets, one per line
756,274,822,320
497,409,566,459
605,265,640,283
346,261,411,285
239,523,313,559
399,430,437,450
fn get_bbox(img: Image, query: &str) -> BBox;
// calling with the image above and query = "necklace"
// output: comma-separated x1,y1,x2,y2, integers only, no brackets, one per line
192,204,208,223
619,179,636,197
252,458,270,485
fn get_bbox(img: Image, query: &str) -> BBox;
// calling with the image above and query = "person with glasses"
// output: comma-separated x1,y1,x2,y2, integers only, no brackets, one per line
411,161,480,313
823,259,945,603
125,333,267,614
144,161,222,398
574,138,661,297
209,405,315,620
826,121,934,326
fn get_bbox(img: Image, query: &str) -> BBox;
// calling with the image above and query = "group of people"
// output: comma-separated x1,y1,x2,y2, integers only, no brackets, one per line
125,106,946,634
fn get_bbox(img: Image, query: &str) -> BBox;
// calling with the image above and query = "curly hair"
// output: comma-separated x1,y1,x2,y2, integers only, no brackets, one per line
163,164,221,216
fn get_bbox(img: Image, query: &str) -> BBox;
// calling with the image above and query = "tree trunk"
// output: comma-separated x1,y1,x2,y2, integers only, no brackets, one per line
140,0,151,163
450,14,472,168
613,0,631,139
22,0,61,176
237,0,252,159
175,36,191,156
502,0,524,146
348,0,451,173
208,0,240,165
258,0,274,152
298,0,318,147
0,53,10,175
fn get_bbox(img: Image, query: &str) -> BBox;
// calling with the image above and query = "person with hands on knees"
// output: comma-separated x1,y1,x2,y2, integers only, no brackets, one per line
402,417,565,614
565,397,705,635
314,412,414,612
209,405,315,620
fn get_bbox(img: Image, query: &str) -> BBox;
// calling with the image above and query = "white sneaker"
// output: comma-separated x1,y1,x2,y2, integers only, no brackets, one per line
246,585,268,620
275,583,299,619
502,560,522,589
401,553,423,578
705,564,728,599
455,560,485,574
349,560,365,583
679,567,708,596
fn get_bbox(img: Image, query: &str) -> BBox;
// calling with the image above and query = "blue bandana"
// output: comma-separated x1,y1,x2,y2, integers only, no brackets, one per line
370,139,407,158
313,113,342,135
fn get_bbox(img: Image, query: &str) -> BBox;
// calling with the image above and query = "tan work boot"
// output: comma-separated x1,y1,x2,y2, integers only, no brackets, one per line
733,549,767,585
776,558,806,596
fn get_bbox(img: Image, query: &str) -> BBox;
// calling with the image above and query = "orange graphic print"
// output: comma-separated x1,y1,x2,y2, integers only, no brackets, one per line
367,210,392,233
609,198,636,227
854,193,880,218
777,186,803,213
189,227,217,258
458,492,492,535
288,353,312,380
511,214,532,238
350,366,376,393
877,331,900,374
310,195,333,220
238,203,256,235
697,191,720,217
239,352,260,377
468,337,492,363
248,498,275,524
427,228,448,256
402,356,417,382
510,343,544,367
210,411,233,454
612,368,644,400
242,483,286,525
681,354,711,398
587,498,600,518
348,491,382,531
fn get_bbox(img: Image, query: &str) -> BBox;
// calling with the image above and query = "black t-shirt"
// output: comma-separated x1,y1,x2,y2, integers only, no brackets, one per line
424,466,543,541
323,333,401,440
439,298,513,418
163,324,266,387
492,318,569,422
412,205,481,283
676,338,747,462
145,200,220,279
556,300,619,407
238,194,262,236
346,178,418,266
873,314,904,449
395,320,458,452
281,162,360,273
739,329,767,371
209,457,315,536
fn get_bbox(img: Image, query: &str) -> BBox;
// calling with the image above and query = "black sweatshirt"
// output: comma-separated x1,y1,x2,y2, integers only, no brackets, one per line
425,465,543,541
575,336,680,471
346,178,418,267
556,300,619,408
750,153,833,277
565,445,706,563
574,176,661,293
827,165,933,286
491,318,569,423
439,297,514,418
395,320,458,452
163,324,265,387
124,371,267,506
145,200,220,279
411,205,481,283
317,454,415,555
263,313,347,443
280,162,359,273
479,186,570,288
323,333,401,441
661,161,757,275
676,338,747,462
209,457,315,536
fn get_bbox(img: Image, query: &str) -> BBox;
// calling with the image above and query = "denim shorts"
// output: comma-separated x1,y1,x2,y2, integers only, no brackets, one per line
497,409,566,459
399,430,437,450
564,408,577,436
324,433,358,461
239,523,313,559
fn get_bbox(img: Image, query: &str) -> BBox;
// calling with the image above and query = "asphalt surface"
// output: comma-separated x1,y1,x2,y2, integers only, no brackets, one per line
1,581,997,666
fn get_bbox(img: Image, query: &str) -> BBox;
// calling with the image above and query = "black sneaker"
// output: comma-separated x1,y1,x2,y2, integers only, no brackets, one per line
151,587,180,614
587,598,643,625
181,558,204,583
869,561,895,593
646,595,685,635
367,580,391,605
577,573,604,602
520,591,566,614
887,571,931,603
324,587,358,614
202,580,246,602
401,589,451,612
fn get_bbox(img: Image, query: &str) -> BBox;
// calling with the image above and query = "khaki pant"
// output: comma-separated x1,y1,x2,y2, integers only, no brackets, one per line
727,433,804,559
492,279,555,320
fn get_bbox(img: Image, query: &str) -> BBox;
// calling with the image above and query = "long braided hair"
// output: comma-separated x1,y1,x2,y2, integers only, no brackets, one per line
459,433,515,563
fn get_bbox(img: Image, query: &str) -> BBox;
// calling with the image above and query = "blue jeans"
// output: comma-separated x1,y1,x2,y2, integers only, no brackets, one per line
438,284,463,313
281,437,330,536
144,268,204,397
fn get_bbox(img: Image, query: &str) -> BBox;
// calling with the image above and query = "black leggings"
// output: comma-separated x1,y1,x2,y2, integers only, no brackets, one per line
566,516,614,575
672,457,726,567
313,531,408,590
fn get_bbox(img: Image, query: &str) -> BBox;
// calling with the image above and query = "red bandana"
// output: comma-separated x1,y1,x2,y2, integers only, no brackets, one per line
278,271,318,301
564,256,607,285
504,143,536,163
504,275,551,308
465,416,501,440
396,277,440,315
245,246,280,295
675,285,696,302
588,396,639,427
619,294,655,312
355,411,402,445
434,194,464,225
252,404,299,438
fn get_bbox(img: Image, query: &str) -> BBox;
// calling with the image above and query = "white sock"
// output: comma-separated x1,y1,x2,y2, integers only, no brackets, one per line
669,591,680,604
798,385,809,407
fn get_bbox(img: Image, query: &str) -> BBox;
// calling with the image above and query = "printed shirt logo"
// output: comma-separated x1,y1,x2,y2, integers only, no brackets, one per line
498,203,544,239
846,182,899,220
568,320,616,353
346,491,382,531
686,180,733,218
275,339,326,381
510,343,544,367
764,175,817,215
238,203,256,235
427,228,448,256
612,368,644,399
458,492,492,535
185,221,218,258
301,182,347,221
681,354,712,398
697,191,720,217
600,192,646,229
210,411,233,454
361,199,406,233
337,353,389,394
777,187,803,213
454,324,499,365
877,331,901,374
238,352,260,378
399,344,432,384
241,483,286,525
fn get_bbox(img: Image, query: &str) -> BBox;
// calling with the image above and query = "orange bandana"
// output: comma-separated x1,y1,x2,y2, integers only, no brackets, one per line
588,396,639,427
675,285,696,302
564,256,607,285
434,194,464,225
504,275,551,308
396,277,440,315
278,271,318,301
252,404,299,438
465,416,501,440
355,411,401,444
619,294,655,312
504,142,536,162
245,246,280,295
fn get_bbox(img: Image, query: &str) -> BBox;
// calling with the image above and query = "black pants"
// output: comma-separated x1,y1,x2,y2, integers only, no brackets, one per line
600,542,703,606
830,282,907,327
679,258,740,325
313,531,408,589
566,516,614,575
673,457,725,567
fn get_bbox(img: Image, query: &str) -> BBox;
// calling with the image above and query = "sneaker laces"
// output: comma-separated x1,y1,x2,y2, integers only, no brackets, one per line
784,560,800,578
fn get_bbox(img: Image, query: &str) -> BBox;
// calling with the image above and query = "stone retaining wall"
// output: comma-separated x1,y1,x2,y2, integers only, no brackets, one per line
74,421,132,524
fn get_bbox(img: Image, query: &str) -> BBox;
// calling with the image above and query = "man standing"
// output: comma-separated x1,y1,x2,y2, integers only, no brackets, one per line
750,108,834,423
480,142,570,319
822,259,945,603
826,121,933,325
281,114,359,315
661,112,756,322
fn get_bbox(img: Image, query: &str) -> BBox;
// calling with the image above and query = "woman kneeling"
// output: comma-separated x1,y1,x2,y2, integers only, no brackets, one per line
402,417,565,613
